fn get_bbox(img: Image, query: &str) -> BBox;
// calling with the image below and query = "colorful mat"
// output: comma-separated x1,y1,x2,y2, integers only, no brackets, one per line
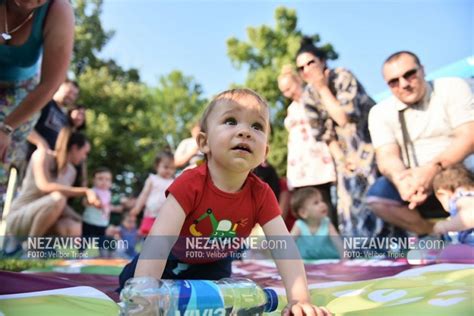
0,286,119,316
233,261,474,315
24,258,128,275
1,259,473,315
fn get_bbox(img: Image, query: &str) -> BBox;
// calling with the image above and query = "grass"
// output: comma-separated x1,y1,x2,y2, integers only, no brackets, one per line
0,258,59,272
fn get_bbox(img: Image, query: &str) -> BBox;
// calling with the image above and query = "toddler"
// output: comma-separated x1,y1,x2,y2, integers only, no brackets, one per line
291,187,343,259
432,164,474,245
130,151,176,236
120,88,331,315
82,167,122,256
112,212,139,258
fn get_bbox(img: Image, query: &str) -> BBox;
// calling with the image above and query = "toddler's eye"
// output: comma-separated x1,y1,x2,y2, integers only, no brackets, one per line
252,122,264,131
224,117,237,125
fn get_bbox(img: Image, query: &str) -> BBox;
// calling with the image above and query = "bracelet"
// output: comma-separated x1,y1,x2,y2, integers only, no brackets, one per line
0,122,14,136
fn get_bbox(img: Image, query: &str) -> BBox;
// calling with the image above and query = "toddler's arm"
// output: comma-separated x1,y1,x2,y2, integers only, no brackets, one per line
433,200,474,234
130,176,153,217
263,217,332,316
135,194,185,280
328,222,345,259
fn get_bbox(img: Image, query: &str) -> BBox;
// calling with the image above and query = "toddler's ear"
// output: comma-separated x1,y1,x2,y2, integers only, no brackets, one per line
297,208,307,220
196,132,210,154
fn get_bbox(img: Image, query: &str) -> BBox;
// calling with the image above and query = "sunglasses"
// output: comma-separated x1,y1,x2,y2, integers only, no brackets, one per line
297,59,316,73
387,68,419,88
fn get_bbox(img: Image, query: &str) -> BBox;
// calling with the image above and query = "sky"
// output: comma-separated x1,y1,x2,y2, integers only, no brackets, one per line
99,0,473,98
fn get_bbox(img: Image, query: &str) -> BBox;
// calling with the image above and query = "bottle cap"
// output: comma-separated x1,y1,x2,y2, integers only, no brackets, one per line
263,288,278,312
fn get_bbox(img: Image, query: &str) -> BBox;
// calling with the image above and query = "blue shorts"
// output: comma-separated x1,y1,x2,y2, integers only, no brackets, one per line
367,176,448,218
117,254,232,292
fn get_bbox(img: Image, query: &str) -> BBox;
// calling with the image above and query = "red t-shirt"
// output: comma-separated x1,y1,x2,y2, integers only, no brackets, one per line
167,163,281,263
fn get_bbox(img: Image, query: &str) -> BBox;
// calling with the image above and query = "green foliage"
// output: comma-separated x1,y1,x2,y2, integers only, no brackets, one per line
78,67,205,194
72,0,113,75
0,259,58,272
72,0,139,81
71,1,206,194
226,6,337,176
151,71,207,150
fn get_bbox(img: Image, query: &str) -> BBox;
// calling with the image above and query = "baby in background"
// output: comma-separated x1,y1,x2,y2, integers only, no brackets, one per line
130,151,176,236
290,187,343,259
432,164,474,245
82,167,123,256
108,211,139,259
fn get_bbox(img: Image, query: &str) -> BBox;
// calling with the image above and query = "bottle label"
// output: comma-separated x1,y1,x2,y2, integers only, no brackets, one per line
174,280,226,316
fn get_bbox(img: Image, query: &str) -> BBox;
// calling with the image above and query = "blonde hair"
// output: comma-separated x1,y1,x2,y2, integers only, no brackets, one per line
199,88,269,133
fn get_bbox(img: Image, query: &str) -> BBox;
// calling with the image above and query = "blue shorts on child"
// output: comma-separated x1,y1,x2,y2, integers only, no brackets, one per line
117,254,232,292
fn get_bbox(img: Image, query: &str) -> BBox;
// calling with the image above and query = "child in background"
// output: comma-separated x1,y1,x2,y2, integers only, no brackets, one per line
291,187,343,259
130,151,176,236
121,88,331,315
82,167,122,257
111,212,139,258
432,164,474,245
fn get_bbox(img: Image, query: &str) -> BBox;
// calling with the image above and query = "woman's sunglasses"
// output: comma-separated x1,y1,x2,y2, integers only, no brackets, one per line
387,68,419,88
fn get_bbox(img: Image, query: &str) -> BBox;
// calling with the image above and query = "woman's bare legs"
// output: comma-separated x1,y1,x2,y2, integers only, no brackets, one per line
29,191,66,236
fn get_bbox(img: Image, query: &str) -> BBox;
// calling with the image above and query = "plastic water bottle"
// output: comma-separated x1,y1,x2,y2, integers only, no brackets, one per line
119,277,279,315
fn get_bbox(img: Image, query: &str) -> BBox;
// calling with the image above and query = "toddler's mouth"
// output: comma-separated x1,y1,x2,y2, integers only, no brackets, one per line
232,143,252,153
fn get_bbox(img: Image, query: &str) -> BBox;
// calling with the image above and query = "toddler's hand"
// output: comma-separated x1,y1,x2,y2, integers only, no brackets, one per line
86,189,102,208
282,302,332,316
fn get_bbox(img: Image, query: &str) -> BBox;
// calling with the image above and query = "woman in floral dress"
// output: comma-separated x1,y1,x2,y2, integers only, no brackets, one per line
295,37,382,237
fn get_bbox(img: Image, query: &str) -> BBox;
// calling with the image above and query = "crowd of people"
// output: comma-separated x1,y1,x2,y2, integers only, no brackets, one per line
1,1,473,314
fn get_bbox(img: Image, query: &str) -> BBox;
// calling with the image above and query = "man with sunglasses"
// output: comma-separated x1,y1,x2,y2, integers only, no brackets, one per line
366,51,473,235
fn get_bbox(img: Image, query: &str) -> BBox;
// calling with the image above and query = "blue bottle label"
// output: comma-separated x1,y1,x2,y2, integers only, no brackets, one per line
175,280,226,316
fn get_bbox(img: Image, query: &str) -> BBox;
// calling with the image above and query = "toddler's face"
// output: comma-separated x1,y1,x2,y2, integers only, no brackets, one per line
301,193,328,220
123,215,136,230
157,157,176,179
278,76,302,102
201,95,269,173
94,171,113,190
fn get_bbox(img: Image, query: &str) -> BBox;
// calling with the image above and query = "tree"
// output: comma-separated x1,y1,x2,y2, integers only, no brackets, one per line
149,71,207,150
77,67,148,192
72,0,139,81
72,0,113,75
226,6,337,176
78,67,206,194
71,0,207,194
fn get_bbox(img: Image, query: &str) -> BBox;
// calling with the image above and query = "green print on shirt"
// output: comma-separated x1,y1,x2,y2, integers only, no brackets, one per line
189,208,248,237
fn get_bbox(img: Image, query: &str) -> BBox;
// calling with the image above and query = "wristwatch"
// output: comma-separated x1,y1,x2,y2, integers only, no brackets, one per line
0,122,14,136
